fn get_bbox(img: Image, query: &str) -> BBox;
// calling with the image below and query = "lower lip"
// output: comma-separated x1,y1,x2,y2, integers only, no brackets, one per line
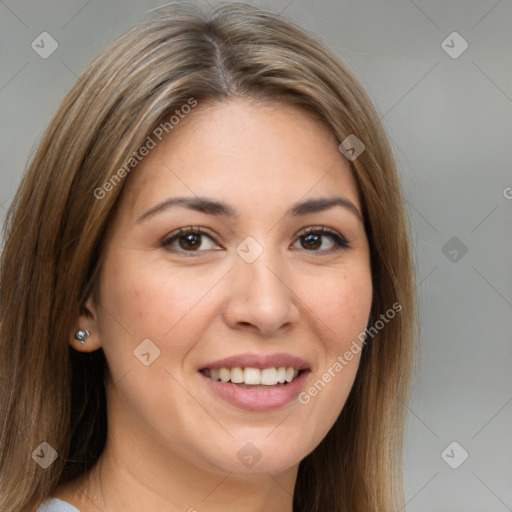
199,371,310,411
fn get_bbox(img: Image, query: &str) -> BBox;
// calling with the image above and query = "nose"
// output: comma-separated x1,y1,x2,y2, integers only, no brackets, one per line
222,244,301,337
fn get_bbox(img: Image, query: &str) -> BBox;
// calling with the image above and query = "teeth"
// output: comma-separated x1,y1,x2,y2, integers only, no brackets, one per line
261,367,278,385
204,366,301,385
230,367,244,384
243,367,260,385
219,367,230,383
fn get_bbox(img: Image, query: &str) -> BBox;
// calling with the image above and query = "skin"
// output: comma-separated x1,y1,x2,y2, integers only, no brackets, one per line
58,98,373,512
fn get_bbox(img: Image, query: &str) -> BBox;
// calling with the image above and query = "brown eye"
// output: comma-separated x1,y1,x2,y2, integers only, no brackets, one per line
293,227,349,253
162,227,220,253
178,233,202,250
301,232,323,250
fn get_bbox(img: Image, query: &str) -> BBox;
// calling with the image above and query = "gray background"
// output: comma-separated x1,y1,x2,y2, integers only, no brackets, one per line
1,1,511,510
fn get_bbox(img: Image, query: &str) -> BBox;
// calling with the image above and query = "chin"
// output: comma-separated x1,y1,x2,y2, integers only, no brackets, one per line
199,432,315,475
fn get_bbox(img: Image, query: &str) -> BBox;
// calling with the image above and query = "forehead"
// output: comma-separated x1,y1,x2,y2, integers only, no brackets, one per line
120,98,361,221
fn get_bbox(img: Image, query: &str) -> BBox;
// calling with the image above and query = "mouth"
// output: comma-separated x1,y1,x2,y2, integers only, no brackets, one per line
198,353,311,411
200,366,304,389
198,366,310,411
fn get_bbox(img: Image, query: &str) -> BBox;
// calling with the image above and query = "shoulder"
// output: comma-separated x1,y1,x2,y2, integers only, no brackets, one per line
36,498,81,512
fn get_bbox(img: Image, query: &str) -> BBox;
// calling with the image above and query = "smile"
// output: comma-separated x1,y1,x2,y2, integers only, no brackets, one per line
199,368,310,411
201,366,302,387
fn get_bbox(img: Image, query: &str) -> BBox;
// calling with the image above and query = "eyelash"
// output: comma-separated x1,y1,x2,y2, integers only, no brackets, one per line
161,225,350,255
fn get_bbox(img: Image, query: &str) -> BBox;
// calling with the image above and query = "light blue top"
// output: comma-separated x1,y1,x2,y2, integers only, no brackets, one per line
36,498,80,511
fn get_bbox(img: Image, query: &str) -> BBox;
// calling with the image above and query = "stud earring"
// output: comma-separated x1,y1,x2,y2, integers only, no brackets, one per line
74,330,90,345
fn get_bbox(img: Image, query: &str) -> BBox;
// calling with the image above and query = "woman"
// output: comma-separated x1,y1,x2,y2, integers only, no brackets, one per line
0,2,417,511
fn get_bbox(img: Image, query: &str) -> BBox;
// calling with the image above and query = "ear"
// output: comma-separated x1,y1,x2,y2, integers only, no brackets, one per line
70,294,102,353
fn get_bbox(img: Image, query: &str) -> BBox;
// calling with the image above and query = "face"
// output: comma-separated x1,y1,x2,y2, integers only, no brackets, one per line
79,98,372,478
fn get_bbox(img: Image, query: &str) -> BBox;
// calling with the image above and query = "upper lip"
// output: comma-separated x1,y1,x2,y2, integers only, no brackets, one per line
199,352,311,371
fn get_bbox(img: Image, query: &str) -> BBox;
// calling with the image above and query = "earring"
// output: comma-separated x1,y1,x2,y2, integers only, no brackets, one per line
74,329,90,345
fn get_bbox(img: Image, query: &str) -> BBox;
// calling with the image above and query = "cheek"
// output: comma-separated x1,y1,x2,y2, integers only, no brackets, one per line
292,267,371,444
305,266,373,351
96,255,222,370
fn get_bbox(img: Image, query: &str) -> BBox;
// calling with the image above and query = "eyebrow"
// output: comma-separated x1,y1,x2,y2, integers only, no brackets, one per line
136,195,363,224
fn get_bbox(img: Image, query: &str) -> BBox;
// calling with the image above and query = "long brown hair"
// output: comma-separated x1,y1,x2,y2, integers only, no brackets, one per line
0,2,418,511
